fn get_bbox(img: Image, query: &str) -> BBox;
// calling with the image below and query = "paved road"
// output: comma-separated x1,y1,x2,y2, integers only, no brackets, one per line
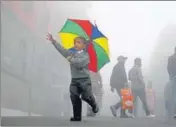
1,116,176,127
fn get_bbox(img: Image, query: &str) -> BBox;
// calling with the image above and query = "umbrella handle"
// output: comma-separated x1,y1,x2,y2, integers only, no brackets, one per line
94,20,96,25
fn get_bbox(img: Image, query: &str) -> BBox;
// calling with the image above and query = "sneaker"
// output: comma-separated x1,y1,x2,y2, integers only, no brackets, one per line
86,112,96,117
146,114,155,118
110,106,117,117
150,114,156,117
70,117,81,122
127,113,135,118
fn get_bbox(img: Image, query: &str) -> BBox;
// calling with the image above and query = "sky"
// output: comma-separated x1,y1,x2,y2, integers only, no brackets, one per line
86,1,176,86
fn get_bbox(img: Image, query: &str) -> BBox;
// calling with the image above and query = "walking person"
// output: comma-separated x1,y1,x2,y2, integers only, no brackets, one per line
146,80,156,117
110,56,129,118
128,58,152,117
46,34,99,121
167,46,176,119
87,71,103,117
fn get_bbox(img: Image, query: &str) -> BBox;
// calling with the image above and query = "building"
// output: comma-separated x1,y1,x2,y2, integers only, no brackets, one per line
1,1,92,116
147,23,176,117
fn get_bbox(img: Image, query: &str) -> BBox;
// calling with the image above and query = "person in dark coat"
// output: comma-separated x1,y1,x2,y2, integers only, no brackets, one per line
110,56,128,118
167,46,176,119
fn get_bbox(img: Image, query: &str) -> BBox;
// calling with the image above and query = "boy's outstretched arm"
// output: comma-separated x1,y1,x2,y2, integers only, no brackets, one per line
68,53,90,68
46,33,70,58
52,40,70,58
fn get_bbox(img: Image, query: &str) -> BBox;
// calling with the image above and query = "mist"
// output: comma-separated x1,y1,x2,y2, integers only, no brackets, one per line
1,1,176,118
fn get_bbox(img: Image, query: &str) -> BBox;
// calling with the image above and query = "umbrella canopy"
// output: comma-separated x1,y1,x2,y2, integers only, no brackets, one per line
58,19,110,72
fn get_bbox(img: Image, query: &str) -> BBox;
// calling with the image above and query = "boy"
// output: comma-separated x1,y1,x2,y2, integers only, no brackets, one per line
46,33,99,121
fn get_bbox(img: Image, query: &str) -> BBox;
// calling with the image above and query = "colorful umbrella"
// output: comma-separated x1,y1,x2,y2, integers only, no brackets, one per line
58,19,110,72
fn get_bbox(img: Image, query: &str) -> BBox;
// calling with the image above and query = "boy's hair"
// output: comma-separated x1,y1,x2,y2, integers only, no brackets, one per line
74,36,87,44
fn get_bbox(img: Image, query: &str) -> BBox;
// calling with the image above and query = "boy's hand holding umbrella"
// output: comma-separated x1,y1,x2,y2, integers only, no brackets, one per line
66,55,74,61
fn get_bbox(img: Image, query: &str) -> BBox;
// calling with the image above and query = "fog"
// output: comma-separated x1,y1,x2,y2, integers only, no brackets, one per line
1,1,176,117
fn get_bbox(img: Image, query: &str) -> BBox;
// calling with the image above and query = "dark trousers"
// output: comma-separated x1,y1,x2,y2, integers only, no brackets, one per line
70,77,97,118
129,88,150,116
114,88,121,109
171,77,176,114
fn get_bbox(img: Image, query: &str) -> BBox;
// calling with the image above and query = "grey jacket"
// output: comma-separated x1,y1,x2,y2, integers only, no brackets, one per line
167,53,176,80
52,40,90,79
128,65,145,89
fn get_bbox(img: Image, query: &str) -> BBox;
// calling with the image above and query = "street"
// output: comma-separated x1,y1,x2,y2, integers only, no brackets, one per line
1,116,176,127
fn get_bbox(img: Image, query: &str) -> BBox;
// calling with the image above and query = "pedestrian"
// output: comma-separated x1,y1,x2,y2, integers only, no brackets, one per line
46,33,99,121
110,56,129,118
146,80,156,117
128,58,152,117
87,71,103,117
167,46,176,119
164,81,174,119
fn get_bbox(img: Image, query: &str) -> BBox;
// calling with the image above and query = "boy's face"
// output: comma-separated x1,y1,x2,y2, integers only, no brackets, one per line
74,38,85,50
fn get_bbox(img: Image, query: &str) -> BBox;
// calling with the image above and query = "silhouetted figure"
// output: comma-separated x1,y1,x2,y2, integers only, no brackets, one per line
87,71,103,117
110,56,128,118
167,46,176,119
146,80,156,117
128,58,152,117
164,81,174,119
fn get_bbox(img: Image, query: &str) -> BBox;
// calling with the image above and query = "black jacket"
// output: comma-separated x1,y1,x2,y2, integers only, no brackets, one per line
167,53,176,80
110,62,127,89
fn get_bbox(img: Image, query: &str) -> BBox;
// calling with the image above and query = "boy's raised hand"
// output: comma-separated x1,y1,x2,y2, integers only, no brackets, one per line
46,33,54,42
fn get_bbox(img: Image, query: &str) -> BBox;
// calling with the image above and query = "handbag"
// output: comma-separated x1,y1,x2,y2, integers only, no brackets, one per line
121,84,134,110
